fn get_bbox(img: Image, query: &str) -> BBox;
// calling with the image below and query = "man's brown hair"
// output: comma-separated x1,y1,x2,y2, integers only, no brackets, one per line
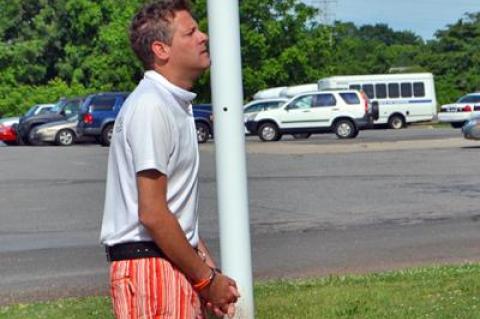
129,0,191,69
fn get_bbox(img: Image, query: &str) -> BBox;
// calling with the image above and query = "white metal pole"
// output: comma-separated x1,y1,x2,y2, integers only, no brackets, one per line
206,0,255,318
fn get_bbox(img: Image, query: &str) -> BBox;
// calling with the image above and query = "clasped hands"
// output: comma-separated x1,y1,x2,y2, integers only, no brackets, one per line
199,270,240,318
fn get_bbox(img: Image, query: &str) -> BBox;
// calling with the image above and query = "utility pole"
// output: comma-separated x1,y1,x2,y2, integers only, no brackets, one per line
207,0,255,318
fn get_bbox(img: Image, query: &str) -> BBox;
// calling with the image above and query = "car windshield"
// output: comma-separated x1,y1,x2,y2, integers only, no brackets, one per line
244,104,264,113
49,100,67,113
24,105,39,117
458,95,480,103
37,106,53,115
244,101,285,113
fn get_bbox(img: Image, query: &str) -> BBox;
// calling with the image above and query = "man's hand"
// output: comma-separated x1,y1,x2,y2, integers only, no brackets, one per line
200,273,240,318
205,285,239,318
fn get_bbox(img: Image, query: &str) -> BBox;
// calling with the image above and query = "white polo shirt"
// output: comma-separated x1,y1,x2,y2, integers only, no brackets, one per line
100,70,200,247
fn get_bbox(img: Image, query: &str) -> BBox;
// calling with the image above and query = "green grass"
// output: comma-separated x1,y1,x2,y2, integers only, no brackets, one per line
2,264,480,318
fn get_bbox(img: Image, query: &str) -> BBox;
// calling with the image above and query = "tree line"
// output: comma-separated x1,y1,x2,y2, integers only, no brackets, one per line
0,0,479,116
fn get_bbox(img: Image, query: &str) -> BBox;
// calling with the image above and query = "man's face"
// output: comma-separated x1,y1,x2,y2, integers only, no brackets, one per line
167,10,210,74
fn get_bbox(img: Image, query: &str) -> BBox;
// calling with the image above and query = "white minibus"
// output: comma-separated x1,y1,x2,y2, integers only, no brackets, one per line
317,73,437,128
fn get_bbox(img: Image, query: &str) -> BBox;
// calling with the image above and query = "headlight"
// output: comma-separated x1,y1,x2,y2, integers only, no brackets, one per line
244,114,256,122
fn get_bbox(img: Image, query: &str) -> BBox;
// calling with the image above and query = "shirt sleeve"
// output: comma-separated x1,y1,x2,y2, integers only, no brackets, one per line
127,101,173,176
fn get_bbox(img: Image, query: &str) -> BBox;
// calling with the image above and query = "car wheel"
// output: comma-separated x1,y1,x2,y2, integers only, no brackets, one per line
451,122,466,129
258,122,281,142
101,124,114,147
388,114,405,129
27,128,45,146
293,133,311,139
349,128,360,138
55,129,75,146
196,122,210,144
334,119,357,139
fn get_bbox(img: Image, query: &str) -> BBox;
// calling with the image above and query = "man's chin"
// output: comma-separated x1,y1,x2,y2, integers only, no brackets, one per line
200,58,211,70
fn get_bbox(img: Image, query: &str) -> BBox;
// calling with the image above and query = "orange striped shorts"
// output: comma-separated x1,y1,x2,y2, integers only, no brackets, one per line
110,257,206,319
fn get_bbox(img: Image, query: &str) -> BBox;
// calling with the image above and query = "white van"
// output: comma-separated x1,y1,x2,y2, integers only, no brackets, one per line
317,73,437,129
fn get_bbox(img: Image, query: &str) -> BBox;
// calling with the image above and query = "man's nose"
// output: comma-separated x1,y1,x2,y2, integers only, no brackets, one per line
200,31,208,42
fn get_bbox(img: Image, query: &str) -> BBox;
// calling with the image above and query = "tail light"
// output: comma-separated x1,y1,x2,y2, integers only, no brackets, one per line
83,113,93,124
463,105,472,112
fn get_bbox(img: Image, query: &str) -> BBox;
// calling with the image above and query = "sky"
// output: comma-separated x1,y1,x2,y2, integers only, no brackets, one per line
317,0,480,40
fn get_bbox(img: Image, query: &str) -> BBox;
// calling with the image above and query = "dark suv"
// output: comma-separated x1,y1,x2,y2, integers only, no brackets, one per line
16,97,84,145
77,92,130,146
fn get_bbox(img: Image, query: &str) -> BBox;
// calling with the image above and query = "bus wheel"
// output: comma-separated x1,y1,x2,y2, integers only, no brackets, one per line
388,114,405,129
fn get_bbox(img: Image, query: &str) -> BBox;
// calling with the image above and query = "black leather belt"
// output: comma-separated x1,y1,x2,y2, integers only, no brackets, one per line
106,241,167,262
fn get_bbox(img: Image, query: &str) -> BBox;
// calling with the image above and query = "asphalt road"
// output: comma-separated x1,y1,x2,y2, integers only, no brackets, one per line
1,127,480,305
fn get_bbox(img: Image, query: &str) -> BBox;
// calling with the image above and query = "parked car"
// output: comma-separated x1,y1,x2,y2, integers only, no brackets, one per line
245,89,377,141
193,104,213,143
0,104,55,146
77,92,130,146
438,93,480,128
29,115,83,146
16,98,84,145
0,117,20,145
243,98,288,134
462,117,480,140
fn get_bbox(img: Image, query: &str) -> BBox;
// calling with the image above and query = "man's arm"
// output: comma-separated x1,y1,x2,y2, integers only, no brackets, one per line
136,169,238,311
197,238,217,269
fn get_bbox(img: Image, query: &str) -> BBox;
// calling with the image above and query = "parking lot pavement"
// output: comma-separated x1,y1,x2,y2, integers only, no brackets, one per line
1,127,480,304
204,136,478,155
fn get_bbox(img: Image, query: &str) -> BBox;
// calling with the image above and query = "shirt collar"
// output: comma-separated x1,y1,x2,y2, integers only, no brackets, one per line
144,70,197,106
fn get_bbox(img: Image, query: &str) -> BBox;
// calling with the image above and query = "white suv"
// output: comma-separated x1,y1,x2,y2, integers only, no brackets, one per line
245,90,377,141
438,93,480,128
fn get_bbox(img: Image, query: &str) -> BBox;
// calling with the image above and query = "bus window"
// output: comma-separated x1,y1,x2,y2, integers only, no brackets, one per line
413,82,425,97
362,84,374,99
401,83,412,98
349,84,361,91
388,83,399,98
375,84,387,99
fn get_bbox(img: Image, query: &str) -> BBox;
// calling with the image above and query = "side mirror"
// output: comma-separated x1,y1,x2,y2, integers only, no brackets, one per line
59,110,65,116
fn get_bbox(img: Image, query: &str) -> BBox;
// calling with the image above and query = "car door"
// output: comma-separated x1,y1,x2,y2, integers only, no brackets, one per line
280,95,316,129
309,93,337,127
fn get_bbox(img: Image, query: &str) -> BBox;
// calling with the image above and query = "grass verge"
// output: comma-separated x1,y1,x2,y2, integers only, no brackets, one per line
2,263,480,318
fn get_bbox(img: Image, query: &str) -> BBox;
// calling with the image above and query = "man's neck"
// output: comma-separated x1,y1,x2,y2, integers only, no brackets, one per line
152,66,194,90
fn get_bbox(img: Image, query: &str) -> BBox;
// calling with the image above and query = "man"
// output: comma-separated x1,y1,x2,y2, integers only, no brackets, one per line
100,1,239,318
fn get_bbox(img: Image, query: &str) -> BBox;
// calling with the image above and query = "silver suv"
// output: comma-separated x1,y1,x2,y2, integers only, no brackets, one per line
245,90,378,141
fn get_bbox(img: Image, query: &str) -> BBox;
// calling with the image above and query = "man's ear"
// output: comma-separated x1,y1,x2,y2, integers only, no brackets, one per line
151,41,170,62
